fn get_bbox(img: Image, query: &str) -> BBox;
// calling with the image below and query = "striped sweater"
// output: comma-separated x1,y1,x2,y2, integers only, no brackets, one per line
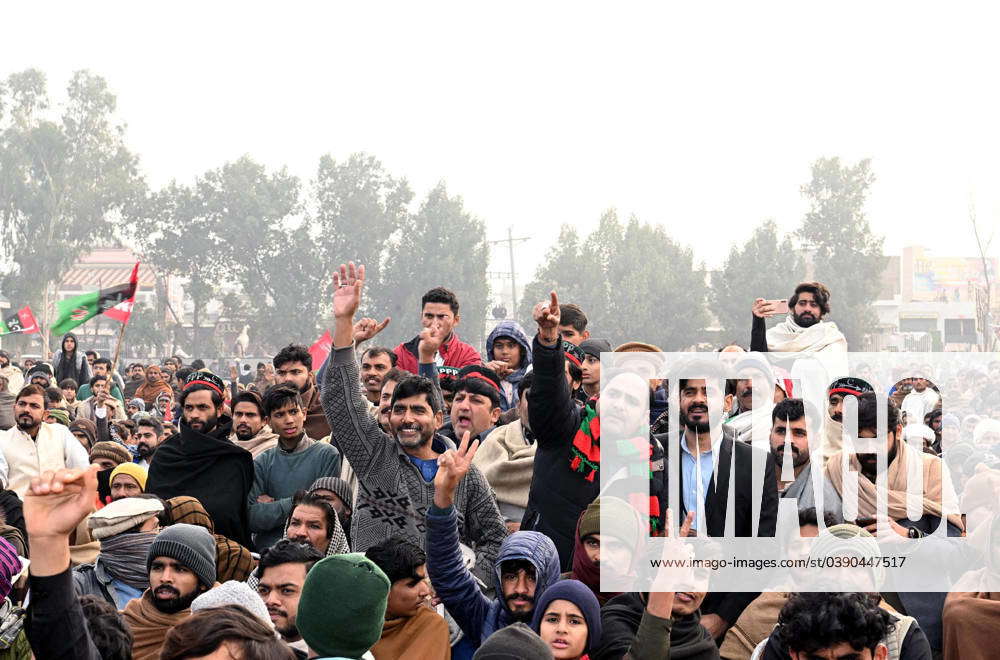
320,344,506,581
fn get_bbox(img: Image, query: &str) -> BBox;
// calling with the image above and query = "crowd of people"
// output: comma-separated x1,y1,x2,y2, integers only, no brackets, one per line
0,269,995,659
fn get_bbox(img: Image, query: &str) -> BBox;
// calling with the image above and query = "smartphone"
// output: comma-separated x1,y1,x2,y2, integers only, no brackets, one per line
767,299,789,316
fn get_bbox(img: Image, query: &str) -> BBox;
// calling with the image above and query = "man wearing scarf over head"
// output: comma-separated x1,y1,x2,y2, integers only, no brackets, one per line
146,372,254,546
73,495,163,608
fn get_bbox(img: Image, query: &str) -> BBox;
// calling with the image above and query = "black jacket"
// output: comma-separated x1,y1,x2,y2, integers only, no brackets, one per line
28,568,101,660
147,416,254,546
523,336,669,570
592,591,720,660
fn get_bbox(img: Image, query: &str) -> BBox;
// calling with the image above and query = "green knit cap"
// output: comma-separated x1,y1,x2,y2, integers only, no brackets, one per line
579,496,642,545
298,553,389,658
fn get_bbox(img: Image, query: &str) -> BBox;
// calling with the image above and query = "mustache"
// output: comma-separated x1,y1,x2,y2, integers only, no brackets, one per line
506,593,534,604
154,586,180,598
267,607,288,618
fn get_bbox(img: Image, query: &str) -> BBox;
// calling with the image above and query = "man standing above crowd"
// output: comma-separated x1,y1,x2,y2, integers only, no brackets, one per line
750,282,847,356
322,262,505,580
393,287,481,374
53,333,91,388
273,344,330,441
249,383,342,552
147,371,254,546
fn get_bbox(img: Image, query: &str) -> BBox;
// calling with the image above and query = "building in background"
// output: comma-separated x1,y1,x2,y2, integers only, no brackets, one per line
867,246,997,351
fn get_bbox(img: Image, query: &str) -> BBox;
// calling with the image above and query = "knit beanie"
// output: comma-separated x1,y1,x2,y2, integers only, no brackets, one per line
147,523,217,589
578,497,642,545
128,398,146,412
192,581,273,629
579,338,612,360
89,496,164,540
530,579,602,653
89,441,132,466
69,418,98,448
473,622,554,659
0,537,22,601
309,477,355,509
45,408,70,427
298,553,389,659
110,462,148,491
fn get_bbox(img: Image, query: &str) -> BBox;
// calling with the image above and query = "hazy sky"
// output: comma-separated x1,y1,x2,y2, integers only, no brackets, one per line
6,2,1000,299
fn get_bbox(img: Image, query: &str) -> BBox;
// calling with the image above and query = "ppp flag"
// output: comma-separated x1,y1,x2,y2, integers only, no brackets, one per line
0,306,40,335
308,330,333,370
50,263,139,335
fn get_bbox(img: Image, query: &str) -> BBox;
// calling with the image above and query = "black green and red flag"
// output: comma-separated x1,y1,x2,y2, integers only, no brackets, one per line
0,306,40,336
50,263,139,335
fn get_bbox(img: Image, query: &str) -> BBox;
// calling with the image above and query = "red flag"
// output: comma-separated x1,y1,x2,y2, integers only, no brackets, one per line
0,306,39,335
308,330,333,370
104,262,139,324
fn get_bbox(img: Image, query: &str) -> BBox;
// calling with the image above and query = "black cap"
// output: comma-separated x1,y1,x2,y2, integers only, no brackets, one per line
579,338,612,360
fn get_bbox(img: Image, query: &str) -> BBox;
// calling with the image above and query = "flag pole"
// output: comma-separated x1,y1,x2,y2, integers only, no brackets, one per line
110,319,128,376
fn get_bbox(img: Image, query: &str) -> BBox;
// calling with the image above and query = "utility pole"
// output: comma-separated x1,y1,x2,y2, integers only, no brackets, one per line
489,226,530,316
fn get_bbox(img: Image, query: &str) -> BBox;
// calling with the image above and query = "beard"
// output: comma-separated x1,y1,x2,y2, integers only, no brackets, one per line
185,413,218,434
152,585,200,614
505,594,535,623
793,311,819,328
393,423,433,450
773,446,809,469
680,405,710,433
137,442,157,459
234,424,256,441
16,414,39,433
268,607,299,640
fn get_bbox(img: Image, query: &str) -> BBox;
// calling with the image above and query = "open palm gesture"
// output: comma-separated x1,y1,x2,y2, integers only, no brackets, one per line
332,262,365,320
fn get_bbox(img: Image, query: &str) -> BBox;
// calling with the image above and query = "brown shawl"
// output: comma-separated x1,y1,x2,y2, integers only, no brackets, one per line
942,516,1000,660
122,590,191,660
135,380,173,408
370,605,452,660
824,438,964,532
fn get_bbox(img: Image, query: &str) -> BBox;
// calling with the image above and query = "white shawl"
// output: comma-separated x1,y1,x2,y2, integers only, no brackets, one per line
766,316,848,354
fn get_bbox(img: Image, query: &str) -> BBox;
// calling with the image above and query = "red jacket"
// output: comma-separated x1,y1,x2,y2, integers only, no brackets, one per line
394,332,482,375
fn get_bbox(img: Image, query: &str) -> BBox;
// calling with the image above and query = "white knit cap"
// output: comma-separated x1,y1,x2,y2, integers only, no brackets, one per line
192,580,275,630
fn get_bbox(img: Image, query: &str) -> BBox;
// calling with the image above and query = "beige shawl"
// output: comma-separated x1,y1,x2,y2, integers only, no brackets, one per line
825,438,964,532
472,420,536,508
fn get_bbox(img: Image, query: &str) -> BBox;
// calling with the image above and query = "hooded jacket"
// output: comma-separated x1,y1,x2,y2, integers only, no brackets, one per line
146,416,254,547
426,504,561,649
486,321,533,412
53,333,92,386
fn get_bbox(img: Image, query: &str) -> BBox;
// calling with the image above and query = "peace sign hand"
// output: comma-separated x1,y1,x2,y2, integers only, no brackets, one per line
433,431,480,509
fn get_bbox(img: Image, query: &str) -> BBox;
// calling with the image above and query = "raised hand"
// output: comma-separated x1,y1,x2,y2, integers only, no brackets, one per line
648,509,696,617
25,467,99,540
418,321,445,363
433,431,480,509
484,360,512,379
354,317,391,344
332,262,365,321
752,298,773,319
532,291,561,345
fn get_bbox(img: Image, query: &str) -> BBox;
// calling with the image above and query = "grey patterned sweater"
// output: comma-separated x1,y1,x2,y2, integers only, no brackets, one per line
321,344,506,580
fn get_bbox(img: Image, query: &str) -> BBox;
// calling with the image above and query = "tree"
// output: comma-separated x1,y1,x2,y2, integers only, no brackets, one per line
710,220,805,343
131,181,229,357
124,302,167,357
0,69,144,346
378,182,489,350
518,210,709,349
797,157,886,347
198,157,307,351
311,152,412,298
